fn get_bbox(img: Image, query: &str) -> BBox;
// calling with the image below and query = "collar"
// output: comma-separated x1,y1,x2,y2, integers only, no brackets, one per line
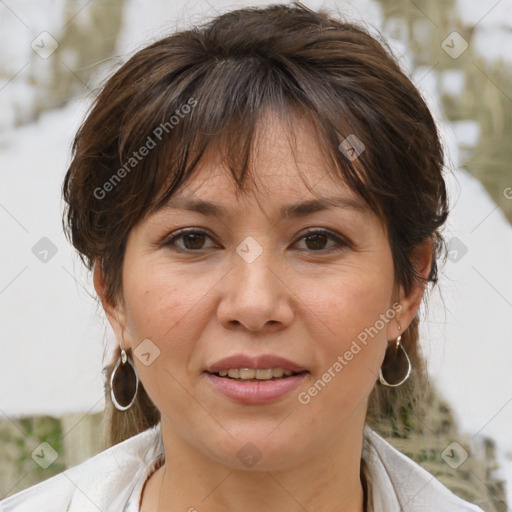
0,422,483,512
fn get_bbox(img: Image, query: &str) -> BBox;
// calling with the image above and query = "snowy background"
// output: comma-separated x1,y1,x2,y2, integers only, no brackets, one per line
1,0,511,503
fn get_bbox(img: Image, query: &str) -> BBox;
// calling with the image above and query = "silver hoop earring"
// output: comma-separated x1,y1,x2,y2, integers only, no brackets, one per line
110,347,139,411
379,335,412,387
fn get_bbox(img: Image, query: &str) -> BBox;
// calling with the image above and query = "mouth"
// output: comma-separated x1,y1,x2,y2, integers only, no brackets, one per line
203,368,310,404
203,354,310,403
204,353,308,378
205,368,309,381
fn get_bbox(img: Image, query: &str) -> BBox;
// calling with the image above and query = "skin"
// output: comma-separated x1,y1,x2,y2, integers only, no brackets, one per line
94,109,431,512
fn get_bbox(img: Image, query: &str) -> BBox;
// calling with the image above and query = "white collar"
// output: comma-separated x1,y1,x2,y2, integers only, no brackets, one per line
0,422,484,512
362,425,483,511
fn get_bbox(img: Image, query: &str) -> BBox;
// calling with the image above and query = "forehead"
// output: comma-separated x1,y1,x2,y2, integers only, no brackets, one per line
166,108,364,211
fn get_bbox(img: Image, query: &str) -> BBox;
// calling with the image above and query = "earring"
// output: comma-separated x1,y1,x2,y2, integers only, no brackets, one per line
110,346,139,411
379,329,412,387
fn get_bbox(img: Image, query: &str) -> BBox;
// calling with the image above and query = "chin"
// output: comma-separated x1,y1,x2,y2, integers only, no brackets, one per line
204,432,308,472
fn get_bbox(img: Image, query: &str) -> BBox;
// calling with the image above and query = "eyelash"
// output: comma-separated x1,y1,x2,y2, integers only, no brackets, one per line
162,228,348,254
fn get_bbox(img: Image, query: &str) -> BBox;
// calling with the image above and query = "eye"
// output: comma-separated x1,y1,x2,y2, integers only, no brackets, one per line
163,229,217,251
161,228,348,253
294,229,348,253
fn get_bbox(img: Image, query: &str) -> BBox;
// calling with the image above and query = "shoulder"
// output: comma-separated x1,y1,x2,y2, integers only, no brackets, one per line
0,423,163,512
363,426,485,512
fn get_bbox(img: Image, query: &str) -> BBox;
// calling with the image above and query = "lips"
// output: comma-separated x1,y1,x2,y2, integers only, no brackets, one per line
205,371,308,404
204,353,308,374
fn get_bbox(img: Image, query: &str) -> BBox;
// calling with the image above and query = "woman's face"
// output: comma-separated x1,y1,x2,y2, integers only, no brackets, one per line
100,111,422,471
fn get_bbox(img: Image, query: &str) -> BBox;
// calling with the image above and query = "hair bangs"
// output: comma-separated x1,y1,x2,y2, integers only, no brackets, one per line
117,55,382,223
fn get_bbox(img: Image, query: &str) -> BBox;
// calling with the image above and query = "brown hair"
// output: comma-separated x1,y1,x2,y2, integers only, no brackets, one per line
62,2,448,448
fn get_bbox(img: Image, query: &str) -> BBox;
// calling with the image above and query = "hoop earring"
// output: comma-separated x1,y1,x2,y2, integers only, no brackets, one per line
379,333,412,387
110,346,139,411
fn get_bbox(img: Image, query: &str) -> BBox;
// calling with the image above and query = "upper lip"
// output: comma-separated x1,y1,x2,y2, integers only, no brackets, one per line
205,354,308,374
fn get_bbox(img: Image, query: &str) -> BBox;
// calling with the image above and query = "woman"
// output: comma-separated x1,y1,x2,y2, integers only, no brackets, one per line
1,2,485,511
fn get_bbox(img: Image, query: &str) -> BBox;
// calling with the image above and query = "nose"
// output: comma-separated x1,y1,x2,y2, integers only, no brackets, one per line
216,242,295,332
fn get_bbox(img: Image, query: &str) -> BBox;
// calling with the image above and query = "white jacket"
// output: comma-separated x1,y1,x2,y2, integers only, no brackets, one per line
0,423,485,511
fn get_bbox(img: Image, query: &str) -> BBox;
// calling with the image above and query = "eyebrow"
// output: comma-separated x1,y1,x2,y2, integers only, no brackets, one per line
160,195,368,219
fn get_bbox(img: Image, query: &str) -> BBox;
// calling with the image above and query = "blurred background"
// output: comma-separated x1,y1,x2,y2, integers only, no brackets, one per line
0,0,510,510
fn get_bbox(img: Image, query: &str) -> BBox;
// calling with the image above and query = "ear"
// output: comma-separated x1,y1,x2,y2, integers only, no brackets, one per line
93,260,128,347
388,238,433,339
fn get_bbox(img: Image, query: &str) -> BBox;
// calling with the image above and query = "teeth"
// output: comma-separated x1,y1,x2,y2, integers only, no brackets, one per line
217,368,296,380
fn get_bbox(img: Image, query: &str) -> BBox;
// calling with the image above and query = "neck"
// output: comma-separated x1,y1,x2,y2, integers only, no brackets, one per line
146,416,367,512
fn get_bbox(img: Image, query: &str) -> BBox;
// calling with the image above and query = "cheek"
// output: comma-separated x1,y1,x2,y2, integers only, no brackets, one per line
122,261,216,357
296,261,394,402
302,261,394,341
120,262,213,407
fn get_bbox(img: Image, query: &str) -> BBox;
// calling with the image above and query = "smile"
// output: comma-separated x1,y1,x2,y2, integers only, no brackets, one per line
204,370,309,404
210,368,302,380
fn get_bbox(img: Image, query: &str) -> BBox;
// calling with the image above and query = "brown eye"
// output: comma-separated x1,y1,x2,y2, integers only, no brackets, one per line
295,229,347,253
162,228,347,254
304,233,329,250
181,232,207,250
164,229,216,252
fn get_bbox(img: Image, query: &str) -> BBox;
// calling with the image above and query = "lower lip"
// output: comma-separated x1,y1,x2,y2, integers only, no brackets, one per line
204,372,308,404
